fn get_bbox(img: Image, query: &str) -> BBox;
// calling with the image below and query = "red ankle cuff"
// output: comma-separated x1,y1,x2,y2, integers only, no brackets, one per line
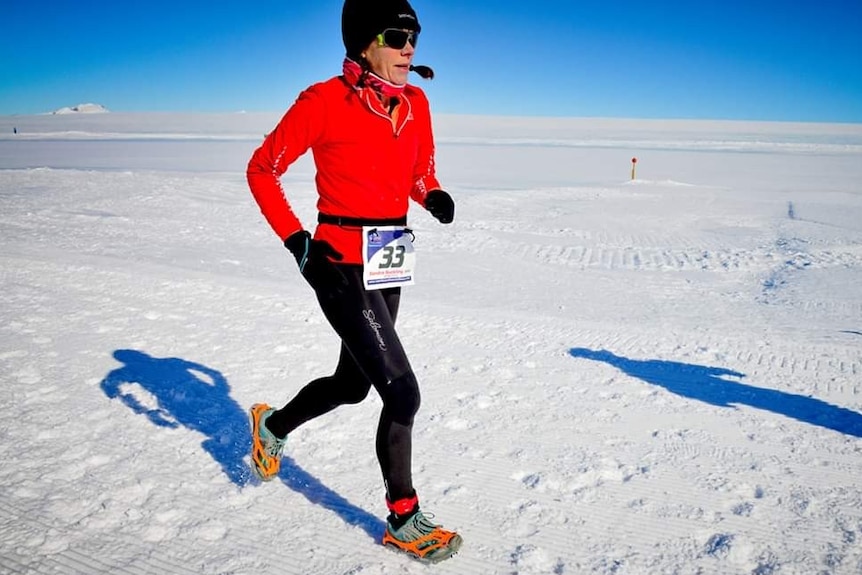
386,494,419,516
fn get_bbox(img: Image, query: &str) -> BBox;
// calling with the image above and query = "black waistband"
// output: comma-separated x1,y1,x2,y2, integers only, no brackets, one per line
318,213,407,227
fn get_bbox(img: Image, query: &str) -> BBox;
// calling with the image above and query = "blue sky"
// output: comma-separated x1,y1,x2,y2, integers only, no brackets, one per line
1,0,861,122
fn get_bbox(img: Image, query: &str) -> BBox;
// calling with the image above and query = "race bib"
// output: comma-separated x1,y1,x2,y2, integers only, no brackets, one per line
362,226,416,290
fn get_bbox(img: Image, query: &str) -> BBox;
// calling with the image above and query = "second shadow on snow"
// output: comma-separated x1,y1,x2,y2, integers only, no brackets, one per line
569,347,862,438
100,349,384,539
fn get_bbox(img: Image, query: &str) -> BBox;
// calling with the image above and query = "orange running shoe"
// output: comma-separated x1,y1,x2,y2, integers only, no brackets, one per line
382,510,463,563
249,403,286,481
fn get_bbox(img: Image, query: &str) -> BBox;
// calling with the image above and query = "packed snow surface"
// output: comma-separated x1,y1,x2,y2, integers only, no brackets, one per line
1,112,861,574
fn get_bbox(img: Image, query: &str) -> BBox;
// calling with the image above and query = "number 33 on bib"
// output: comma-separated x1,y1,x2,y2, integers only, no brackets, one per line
362,226,416,290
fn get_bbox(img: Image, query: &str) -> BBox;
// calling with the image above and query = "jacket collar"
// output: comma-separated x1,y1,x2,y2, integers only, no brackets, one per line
342,58,406,98
342,58,413,136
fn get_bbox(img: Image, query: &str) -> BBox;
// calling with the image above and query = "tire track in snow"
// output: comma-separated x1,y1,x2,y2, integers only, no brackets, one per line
449,229,766,273
443,211,862,283
506,239,858,273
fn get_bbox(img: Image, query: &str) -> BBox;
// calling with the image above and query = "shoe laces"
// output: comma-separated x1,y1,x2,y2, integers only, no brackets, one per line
399,511,444,539
263,434,286,458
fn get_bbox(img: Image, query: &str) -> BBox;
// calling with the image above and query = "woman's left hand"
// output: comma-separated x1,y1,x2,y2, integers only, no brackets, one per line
425,190,454,224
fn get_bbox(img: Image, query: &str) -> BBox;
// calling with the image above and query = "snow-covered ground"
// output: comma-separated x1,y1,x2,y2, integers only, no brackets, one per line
1,112,861,574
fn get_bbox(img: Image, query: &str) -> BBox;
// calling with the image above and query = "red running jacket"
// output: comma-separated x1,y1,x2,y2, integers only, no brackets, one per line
247,76,442,264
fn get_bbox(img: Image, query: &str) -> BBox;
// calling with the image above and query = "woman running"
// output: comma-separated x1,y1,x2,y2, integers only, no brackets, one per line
245,0,460,563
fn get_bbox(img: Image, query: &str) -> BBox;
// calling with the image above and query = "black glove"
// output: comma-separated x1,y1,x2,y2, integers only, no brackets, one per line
284,231,346,291
425,189,455,224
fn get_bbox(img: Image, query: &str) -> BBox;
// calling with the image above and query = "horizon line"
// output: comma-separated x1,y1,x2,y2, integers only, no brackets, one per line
2,108,861,127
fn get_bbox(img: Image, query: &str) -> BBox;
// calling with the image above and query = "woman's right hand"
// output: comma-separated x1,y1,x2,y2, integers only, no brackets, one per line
284,231,347,291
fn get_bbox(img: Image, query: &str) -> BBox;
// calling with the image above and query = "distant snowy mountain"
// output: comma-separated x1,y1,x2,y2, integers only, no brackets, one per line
52,103,109,114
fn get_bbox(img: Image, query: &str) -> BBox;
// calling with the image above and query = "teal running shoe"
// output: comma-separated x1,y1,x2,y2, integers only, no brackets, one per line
383,510,462,563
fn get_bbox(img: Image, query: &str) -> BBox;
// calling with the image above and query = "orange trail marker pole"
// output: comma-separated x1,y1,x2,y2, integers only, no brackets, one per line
631,157,638,180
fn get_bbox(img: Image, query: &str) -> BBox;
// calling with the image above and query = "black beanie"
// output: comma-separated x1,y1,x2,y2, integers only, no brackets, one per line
342,0,421,60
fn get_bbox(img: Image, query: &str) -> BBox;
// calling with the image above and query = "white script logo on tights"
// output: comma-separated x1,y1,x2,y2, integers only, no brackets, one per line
363,310,387,351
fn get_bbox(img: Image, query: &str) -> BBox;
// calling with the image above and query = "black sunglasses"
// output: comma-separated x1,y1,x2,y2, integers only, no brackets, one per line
376,28,419,50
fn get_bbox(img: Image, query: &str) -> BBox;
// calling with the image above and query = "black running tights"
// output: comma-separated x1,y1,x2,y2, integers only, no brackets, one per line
265,264,420,502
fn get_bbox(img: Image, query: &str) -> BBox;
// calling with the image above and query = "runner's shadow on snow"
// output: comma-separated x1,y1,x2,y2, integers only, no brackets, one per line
569,347,862,438
100,349,252,486
101,349,384,537
278,458,386,541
